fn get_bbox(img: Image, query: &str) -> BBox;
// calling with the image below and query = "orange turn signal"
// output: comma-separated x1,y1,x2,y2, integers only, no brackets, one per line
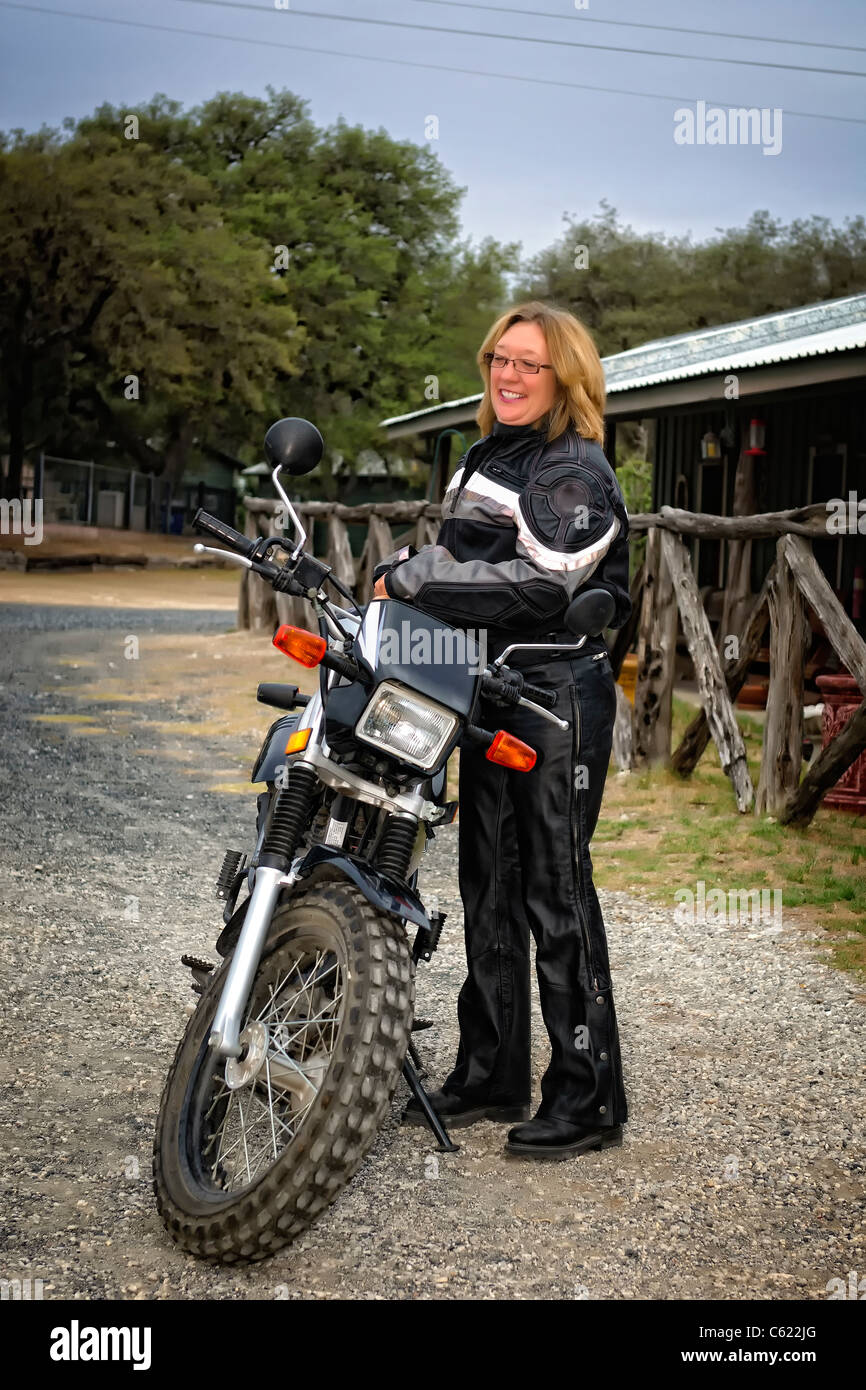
272,624,327,667
285,728,312,755
485,729,537,771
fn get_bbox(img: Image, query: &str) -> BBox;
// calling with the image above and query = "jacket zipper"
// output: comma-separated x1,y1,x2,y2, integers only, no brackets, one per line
486,461,531,488
570,686,599,992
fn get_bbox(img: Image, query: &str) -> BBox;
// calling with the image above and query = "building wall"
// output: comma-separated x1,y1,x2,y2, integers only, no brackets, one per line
651,378,866,605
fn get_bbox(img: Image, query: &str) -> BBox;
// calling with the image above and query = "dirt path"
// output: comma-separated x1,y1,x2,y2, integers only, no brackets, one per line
0,566,240,610
0,602,863,1300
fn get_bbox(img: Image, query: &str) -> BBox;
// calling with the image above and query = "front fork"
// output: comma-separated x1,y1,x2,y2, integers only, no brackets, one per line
210,761,321,1057
208,865,290,1058
208,751,427,1060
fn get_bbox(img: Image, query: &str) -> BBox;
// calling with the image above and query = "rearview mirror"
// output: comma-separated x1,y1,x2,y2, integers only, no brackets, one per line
264,418,323,477
564,588,616,638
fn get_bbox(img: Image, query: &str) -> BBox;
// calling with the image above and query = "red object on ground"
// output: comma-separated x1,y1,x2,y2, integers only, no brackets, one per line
815,674,866,813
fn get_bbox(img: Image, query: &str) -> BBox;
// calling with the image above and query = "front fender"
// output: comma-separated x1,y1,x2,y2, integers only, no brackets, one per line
251,713,300,785
215,894,249,958
296,845,430,930
214,845,430,958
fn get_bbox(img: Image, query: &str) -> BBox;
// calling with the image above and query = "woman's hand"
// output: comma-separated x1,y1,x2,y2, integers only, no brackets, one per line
373,575,389,599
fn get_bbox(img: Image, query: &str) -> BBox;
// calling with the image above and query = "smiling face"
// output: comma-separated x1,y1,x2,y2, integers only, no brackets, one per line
490,320,558,427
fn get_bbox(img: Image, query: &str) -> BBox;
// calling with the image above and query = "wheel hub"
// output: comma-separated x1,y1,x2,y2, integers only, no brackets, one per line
224,1021,268,1089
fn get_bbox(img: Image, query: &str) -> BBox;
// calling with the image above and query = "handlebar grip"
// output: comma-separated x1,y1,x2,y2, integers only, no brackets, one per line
257,683,311,710
193,508,254,558
522,682,558,710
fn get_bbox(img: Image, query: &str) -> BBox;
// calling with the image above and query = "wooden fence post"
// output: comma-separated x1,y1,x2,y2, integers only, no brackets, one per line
273,507,315,630
632,528,677,765
324,512,356,606
755,542,807,815
777,533,866,827
612,684,634,771
781,535,866,690
242,504,278,632
781,703,866,827
414,511,440,551
671,566,773,777
356,513,395,601
659,529,754,811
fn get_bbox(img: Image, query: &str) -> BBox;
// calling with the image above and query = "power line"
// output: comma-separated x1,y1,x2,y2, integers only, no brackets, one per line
175,0,866,79
2,2,864,127
417,0,866,57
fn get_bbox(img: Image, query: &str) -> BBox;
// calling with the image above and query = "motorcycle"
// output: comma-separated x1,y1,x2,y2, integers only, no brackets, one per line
153,417,616,1262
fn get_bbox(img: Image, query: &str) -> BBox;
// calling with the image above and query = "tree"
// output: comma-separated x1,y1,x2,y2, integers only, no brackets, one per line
514,201,866,356
0,88,545,507
76,91,492,497
424,236,522,400
0,121,300,501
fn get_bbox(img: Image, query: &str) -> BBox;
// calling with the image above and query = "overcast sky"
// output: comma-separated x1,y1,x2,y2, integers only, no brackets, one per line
1,0,864,257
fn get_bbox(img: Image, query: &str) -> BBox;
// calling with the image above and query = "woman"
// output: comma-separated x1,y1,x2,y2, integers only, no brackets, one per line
372,301,630,1158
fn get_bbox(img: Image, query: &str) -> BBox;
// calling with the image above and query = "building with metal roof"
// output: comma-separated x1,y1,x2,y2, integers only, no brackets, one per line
379,293,866,612
380,292,866,441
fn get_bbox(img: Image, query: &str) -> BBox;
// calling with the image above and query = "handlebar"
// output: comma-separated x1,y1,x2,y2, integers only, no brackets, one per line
521,682,558,711
193,512,562,725
193,508,302,590
193,509,256,560
193,508,364,631
479,668,567,730
482,670,556,710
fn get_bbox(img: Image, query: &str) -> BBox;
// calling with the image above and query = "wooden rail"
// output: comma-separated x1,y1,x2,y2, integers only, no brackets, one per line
627,518,865,824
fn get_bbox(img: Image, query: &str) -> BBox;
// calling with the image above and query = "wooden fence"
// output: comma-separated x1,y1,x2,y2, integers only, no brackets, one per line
623,503,866,826
238,496,865,828
238,497,440,633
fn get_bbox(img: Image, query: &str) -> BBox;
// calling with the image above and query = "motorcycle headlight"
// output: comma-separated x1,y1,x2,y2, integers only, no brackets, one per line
355,681,459,772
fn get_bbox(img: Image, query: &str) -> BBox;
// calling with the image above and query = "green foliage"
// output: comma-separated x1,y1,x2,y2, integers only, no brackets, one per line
515,199,866,355
0,88,516,498
0,107,301,495
616,453,652,580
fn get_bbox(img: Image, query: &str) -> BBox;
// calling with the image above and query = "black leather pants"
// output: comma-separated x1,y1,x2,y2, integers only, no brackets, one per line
442,648,628,1129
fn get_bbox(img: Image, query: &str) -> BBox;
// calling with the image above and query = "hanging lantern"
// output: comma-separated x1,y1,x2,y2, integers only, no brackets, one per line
744,418,767,455
701,431,720,459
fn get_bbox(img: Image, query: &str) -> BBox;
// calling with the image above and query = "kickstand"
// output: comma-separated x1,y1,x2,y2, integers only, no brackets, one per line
402,1056,459,1153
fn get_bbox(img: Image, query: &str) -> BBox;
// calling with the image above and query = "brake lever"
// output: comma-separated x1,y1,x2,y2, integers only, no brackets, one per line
515,696,569,730
482,668,569,730
193,543,252,569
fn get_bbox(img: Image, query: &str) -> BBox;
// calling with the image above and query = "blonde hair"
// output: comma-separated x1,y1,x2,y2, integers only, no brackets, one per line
475,301,606,444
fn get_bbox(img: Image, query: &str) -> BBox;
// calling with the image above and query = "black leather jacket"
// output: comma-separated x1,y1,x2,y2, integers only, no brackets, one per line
375,418,631,665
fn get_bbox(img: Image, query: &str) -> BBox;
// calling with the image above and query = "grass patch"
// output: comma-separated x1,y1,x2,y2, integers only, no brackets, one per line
595,696,866,979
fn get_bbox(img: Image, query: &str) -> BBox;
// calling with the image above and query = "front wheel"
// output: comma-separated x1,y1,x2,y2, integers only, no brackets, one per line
153,881,415,1262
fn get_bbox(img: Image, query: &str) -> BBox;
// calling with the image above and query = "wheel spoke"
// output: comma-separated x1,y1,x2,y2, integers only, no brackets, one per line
264,1054,279,1161
197,938,345,1195
269,989,344,1058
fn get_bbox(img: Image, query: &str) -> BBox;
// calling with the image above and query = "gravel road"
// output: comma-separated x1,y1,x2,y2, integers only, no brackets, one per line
0,602,863,1301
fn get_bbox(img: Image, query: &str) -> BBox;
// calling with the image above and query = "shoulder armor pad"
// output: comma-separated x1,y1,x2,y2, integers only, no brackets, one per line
520,454,615,554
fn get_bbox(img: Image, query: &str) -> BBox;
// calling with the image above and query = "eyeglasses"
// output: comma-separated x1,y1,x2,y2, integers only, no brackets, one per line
482,352,553,376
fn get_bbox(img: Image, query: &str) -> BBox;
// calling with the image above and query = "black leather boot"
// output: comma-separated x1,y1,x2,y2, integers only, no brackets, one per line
505,1117,624,1157
402,1088,531,1128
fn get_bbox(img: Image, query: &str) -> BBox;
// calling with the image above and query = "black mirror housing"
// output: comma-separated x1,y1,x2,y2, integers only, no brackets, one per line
264,418,324,477
564,588,616,638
